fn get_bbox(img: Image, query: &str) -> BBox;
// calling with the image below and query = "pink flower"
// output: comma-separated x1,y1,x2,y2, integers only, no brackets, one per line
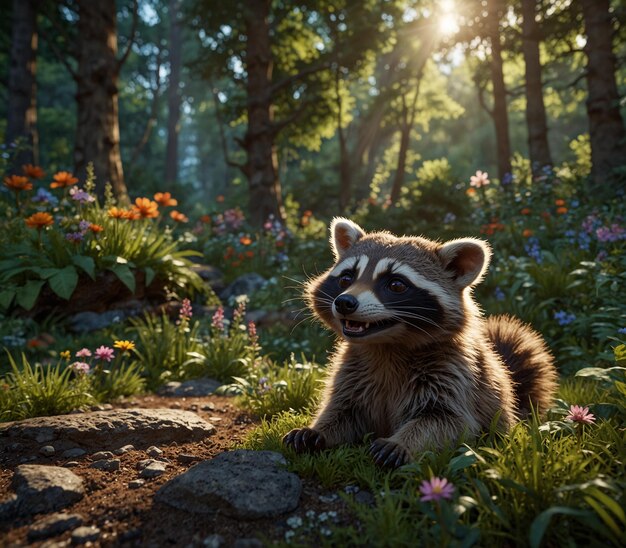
75,348,92,358
177,298,193,326
212,307,225,331
565,405,596,424
419,477,455,502
470,170,490,188
94,345,115,362
70,361,90,374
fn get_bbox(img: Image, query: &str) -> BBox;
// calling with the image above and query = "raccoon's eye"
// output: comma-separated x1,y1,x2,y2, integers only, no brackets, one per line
388,278,408,293
338,272,354,289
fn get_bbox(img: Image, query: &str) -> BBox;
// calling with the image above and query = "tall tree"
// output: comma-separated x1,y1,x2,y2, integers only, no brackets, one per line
165,0,182,185
579,0,626,192
5,0,39,167
520,0,552,174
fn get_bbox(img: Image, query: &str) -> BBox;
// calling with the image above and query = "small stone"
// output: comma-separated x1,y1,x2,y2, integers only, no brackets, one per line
189,404,199,411
146,446,163,457
203,534,225,548
353,490,376,507
40,445,56,457
177,453,199,464
170,402,182,409
8,442,24,451
114,444,135,455
201,403,215,411
90,459,120,472
233,539,263,548
71,525,100,544
128,479,145,490
318,493,339,503
136,459,153,470
62,448,86,459
208,416,222,422
91,451,114,461
139,461,167,478
63,461,79,468
28,512,84,541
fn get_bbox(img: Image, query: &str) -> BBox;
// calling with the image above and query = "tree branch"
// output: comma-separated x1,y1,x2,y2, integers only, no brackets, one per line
38,26,78,81
117,0,138,71
270,61,331,95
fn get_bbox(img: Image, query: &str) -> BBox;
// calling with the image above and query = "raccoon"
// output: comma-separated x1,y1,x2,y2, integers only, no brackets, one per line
283,218,557,468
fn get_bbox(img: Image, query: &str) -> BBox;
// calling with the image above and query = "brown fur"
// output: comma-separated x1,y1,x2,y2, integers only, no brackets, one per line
283,219,558,467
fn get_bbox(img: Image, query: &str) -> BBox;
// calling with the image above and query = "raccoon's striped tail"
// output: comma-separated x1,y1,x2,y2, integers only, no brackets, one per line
486,315,557,417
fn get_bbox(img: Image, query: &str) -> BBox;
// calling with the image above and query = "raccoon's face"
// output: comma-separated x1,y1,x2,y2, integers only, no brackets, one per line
307,218,491,346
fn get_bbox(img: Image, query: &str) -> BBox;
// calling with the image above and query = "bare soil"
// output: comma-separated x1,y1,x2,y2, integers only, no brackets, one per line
0,395,353,547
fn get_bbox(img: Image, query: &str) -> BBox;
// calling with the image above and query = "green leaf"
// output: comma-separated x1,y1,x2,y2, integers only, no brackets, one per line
108,263,136,293
0,289,16,309
71,255,96,280
15,280,46,310
615,344,626,365
447,449,478,474
144,266,156,287
529,507,593,548
48,266,79,300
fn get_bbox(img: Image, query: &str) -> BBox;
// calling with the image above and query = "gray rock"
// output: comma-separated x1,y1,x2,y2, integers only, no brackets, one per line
89,458,120,472
0,409,216,451
146,446,163,457
62,448,86,459
91,451,114,461
155,450,301,519
69,310,124,333
71,525,100,544
128,479,145,490
220,273,266,302
203,534,225,548
40,445,56,456
0,465,84,520
139,461,167,479
114,444,135,455
63,461,79,468
178,453,199,464
157,378,222,397
28,512,84,541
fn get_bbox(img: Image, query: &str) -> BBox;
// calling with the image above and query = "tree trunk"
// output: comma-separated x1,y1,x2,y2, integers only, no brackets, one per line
165,0,182,185
74,0,127,201
336,65,351,212
521,0,552,175
390,97,411,205
580,0,626,192
5,0,39,168
242,0,285,227
487,0,512,182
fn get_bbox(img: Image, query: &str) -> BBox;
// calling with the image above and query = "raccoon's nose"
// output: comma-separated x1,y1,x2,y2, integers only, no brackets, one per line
335,294,359,315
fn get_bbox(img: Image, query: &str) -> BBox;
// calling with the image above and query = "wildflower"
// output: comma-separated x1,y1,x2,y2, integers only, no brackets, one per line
522,229,534,238
494,286,505,301
419,477,455,502
31,187,58,206
170,210,189,223
76,348,92,358
154,191,178,207
25,212,54,230
50,171,78,189
233,299,247,324
469,170,489,188
443,212,457,224
94,345,115,362
555,199,566,207
65,232,84,243
212,307,225,331
520,208,531,215
177,298,193,326
240,235,252,245
113,340,136,352
60,350,71,360
22,164,45,179
554,310,576,326
556,207,568,215
200,214,211,224
89,224,104,233
524,237,542,263
245,250,254,258
596,224,626,243
70,187,95,204
618,327,626,335
132,197,159,219
216,194,225,203
78,220,91,232
565,405,596,424
248,321,258,346
70,361,90,374
500,172,514,186
122,208,141,220
4,174,32,192
466,187,477,196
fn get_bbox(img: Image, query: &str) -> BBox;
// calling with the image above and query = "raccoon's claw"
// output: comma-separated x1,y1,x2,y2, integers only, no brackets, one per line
369,438,410,469
283,427,326,453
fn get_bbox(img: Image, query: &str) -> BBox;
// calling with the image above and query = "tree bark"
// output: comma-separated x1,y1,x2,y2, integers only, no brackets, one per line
242,0,286,227
6,0,39,168
165,0,182,185
521,0,552,175
335,65,351,212
580,0,626,192
74,0,127,201
487,0,512,182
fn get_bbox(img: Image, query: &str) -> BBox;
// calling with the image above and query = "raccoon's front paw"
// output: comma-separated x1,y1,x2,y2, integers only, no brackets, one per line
283,427,326,454
369,438,411,468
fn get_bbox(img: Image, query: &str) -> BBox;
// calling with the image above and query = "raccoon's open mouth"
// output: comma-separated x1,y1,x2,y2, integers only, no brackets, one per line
341,318,397,337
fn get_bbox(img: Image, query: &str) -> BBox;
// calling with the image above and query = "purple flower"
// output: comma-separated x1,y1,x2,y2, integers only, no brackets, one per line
78,220,91,232
212,307,225,331
565,405,596,425
70,361,90,374
419,477,455,502
65,232,84,243
494,286,505,301
70,186,96,204
94,345,115,362
554,310,576,326
618,327,626,335
75,348,92,358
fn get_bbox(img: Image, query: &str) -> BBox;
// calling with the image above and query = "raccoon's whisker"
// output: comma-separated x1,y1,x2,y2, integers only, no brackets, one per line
392,312,441,329
391,315,437,340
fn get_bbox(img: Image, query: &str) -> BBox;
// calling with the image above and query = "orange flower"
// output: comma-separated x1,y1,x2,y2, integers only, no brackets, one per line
216,195,225,203
555,199,566,207
240,236,252,245
200,214,211,224
50,171,78,189
224,246,235,260
245,250,254,258
25,211,54,229
169,210,188,223
132,197,159,219
89,223,104,233
4,175,32,192
108,206,126,219
154,192,178,207
556,206,568,215
466,188,477,197
22,164,45,179
303,210,313,217
520,208,531,215
123,209,141,220
522,229,534,238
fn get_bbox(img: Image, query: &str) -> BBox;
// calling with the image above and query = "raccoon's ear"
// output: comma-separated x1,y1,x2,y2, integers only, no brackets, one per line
330,217,365,259
438,238,491,288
